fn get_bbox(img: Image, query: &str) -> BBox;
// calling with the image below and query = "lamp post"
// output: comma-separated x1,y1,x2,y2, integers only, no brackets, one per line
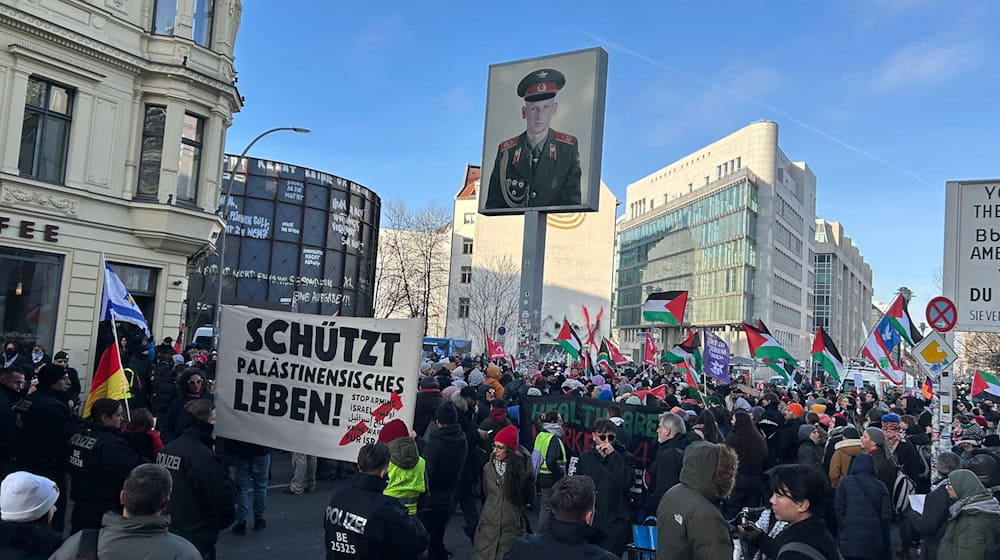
212,127,310,349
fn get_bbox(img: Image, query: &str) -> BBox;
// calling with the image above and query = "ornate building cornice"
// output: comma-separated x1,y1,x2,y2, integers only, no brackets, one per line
0,185,80,217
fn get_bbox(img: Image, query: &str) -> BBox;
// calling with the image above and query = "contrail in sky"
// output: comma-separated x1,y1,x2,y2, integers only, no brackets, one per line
584,32,930,186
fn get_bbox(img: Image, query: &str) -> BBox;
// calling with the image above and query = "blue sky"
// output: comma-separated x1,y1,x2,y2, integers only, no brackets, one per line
228,0,999,325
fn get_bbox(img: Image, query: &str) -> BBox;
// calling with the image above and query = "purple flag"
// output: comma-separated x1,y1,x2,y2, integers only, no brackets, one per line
702,329,731,383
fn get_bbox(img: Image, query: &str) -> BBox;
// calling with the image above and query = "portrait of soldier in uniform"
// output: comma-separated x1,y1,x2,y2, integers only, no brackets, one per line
485,68,582,210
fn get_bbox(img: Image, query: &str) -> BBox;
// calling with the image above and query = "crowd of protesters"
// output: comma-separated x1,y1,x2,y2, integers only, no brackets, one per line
5,334,1000,560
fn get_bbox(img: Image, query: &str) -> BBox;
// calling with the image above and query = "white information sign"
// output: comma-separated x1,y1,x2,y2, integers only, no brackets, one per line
944,179,1000,332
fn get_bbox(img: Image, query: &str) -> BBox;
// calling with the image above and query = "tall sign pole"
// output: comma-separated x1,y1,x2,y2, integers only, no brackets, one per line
517,211,547,374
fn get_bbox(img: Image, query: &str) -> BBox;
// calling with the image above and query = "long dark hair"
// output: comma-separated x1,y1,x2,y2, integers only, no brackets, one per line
696,409,724,444
726,410,768,469
496,446,531,502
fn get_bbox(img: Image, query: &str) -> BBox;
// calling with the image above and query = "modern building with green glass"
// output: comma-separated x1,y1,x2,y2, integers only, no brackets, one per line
613,121,817,361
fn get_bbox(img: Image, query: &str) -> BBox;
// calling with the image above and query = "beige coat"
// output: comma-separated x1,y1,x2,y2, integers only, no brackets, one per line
829,438,862,488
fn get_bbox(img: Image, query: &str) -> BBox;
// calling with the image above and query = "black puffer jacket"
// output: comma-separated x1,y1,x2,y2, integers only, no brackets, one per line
644,430,701,513
755,515,840,560
834,452,891,560
504,519,617,559
13,387,77,471
419,422,467,509
325,472,429,559
149,360,178,417
66,424,147,531
157,416,236,553
413,388,443,438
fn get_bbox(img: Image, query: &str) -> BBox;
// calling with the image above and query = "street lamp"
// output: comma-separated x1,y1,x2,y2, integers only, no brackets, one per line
212,127,310,349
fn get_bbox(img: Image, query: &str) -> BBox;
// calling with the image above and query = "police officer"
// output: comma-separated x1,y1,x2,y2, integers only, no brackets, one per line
0,367,24,479
157,399,236,560
14,363,77,532
324,442,428,559
66,397,146,532
485,68,582,210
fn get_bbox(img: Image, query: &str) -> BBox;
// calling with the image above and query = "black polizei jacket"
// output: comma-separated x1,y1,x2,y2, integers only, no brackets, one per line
156,417,236,553
14,388,77,471
66,424,147,531
325,472,429,559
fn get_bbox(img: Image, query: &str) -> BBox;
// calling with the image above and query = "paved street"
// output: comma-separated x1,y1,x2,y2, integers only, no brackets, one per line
216,451,530,560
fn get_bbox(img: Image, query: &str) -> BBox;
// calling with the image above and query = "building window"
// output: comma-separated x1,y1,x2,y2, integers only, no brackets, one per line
152,0,178,35
458,297,470,318
192,0,214,47
176,114,204,204
716,165,722,179
18,77,74,184
0,248,63,352
736,156,742,170
463,212,475,224
462,239,473,255
460,266,472,284
136,105,166,198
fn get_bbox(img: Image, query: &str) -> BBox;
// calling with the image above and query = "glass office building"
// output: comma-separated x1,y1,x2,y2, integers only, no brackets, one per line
616,172,759,330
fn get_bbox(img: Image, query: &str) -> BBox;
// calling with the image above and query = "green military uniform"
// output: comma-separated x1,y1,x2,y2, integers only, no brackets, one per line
485,129,581,209
484,67,583,210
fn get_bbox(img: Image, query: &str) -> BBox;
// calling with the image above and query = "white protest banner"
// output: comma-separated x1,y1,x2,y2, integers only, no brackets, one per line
215,305,423,461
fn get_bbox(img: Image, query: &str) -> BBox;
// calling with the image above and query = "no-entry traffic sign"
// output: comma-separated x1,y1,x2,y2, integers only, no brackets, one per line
926,296,958,332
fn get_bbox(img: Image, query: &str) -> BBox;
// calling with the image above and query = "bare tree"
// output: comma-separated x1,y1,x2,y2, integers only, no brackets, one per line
373,200,452,336
960,331,1000,373
451,255,520,349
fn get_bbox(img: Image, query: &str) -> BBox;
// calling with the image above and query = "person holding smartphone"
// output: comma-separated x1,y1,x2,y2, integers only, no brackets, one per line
575,419,632,557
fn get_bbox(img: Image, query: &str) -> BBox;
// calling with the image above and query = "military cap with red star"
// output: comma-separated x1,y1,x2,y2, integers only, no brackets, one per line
516,68,566,102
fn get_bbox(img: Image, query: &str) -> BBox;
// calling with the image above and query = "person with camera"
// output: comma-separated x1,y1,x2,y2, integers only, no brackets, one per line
574,419,632,557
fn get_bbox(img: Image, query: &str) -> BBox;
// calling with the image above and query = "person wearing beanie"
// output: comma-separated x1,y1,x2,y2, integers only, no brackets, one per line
881,413,924,493
378,419,425,515
829,426,863,488
414,375,444,439
937,469,1000,560
12,363,74,533
474,423,530,560
861,427,897,492
0,470,63,558
483,365,504,399
625,395,642,406
778,402,806,465
796,424,822,467
419,403,467,560
468,369,486,388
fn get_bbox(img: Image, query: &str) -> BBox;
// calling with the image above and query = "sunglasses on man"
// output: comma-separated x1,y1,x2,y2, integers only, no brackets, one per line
595,433,616,442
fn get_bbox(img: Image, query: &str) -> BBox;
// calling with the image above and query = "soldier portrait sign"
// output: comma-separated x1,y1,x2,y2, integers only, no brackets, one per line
479,47,608,215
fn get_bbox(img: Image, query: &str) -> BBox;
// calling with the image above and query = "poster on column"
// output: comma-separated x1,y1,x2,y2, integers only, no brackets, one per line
215,305,423,461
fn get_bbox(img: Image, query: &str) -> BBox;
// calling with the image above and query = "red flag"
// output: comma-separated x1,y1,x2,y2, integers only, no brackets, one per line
643,333,658,366
606,338,631,366
84,343,129,418
484,331,505,360
634,384,666,402
922,376,934,400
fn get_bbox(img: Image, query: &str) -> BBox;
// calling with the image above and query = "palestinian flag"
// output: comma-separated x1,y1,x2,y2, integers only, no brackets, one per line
605,338,631,366
679,359,707,406
642,291,688,325
922,376,934,400
743,321,798,366
972,370,1000,398
83,342,129,418
596,339,614,375
811,327,844,382
886,294,924,346
763,359,793,381
555,320,583,361
664,329,703,374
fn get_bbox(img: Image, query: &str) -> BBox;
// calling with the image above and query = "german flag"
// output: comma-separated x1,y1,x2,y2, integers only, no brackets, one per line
83,342,129,418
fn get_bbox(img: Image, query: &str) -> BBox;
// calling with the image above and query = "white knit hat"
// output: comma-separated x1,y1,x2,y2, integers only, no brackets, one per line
0,471,59,522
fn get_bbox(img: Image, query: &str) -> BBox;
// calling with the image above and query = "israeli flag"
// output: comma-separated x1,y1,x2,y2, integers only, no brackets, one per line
101,260,150,335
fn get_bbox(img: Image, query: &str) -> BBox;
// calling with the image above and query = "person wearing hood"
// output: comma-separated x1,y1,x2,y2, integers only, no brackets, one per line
419,402,467,560
1,341,30,372
156,399,236,560
66,398,147,532
903,451,960,560
473,424,532,560
574,419,632,556
937,469,1000,560
796,424,823,468
379,419,425,515
533,410,567,533
835,452,892,560
0,471,63,559
13,363,76,533
606,404,633,451
414,376,444,438
740,464,840,560
484,365,505,400
645,411,702,514
757,392,786,467
656,441,737,559
829,426,863,488
479,399,512,449
504,475,617,559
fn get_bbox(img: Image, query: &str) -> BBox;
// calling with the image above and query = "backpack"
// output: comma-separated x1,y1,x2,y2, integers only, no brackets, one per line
778,542,845,560
75,528,100,560
531,448,543,477
892,468,916,515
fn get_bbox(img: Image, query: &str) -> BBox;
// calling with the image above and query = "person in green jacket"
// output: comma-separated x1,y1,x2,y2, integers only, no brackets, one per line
938,468,1000,560
378,419,425,515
